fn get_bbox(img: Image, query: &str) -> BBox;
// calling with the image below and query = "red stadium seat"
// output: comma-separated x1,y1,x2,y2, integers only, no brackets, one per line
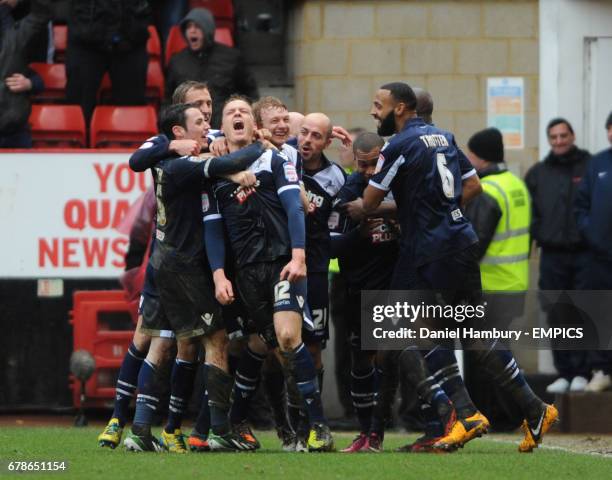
215,27,234,47
99,60,164,107
164,25,187,66
145,60,165,106
29,63,67,103
52,24,67,62
29,104,86,148
147,25,161,62
90,105,158,148
165,25,234,65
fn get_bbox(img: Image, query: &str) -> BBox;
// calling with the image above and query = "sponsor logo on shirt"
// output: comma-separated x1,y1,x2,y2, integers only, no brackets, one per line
233,185,257,204
306,189,324,212
284,163,298,182
370,221,398,244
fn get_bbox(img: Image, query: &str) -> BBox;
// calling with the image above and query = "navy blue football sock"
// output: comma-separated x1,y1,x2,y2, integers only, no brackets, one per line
283,343,326,426
193,380,211,437
476,343,544,424
351,366,376,434
399,347,453,422
229,347,265,425
425,346,477,419
421,403,443,437
133,359,159,435
112,342,146,426
165,358,198,433
370,351,400,438
262,361,289,429
205,364,233,435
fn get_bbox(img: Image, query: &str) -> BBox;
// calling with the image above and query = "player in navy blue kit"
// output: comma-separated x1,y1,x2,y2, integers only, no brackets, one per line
98,81,259,452
203,97,335,452
292,113,346,440
122,103,268,453
329,132,399,453
364,82,557,453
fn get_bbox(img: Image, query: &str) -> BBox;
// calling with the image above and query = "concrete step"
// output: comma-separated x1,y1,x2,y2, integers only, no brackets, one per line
556,391,612,433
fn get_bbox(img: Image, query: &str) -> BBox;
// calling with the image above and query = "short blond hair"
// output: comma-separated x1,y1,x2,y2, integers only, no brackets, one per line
172,81,209,104
252,96,288,126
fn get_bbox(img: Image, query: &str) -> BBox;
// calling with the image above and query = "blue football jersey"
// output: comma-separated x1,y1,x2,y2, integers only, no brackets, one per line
202,149,302,268
369,117,478,266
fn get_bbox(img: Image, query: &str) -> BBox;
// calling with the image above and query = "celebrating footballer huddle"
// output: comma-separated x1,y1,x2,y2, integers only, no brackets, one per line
97,79,557,455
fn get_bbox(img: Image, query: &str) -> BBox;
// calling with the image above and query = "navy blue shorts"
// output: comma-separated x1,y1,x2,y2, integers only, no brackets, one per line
391,243,482,306
302,271,329,345
235,259,311,347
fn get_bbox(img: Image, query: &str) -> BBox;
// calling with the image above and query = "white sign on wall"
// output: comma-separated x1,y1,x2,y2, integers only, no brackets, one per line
487,77,525,149
0,153,152,278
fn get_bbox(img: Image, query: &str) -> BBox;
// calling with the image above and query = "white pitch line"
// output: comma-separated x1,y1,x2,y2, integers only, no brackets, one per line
487,436,612,459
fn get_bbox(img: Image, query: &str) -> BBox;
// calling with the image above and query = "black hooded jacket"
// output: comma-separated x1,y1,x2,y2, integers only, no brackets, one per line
67,0,151,52
525,146,591,250
0,1,50,134
165,8,259,128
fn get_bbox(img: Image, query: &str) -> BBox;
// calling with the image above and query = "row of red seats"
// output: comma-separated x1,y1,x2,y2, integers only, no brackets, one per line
29,61,165,107
30,104,158,149
52,24,234,66
31,25,234,107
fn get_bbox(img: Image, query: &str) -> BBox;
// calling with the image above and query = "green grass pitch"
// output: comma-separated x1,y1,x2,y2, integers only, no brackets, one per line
1,428,611,479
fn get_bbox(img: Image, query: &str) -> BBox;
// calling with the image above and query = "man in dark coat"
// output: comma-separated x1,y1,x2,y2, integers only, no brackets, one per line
165,8,259,129
525,117,591,394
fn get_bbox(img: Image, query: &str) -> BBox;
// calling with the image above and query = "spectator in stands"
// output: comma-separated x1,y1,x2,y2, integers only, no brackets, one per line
0,0,48,148
525,118,591,394
65,0,150,125
575,111,612,392
165,7,259,129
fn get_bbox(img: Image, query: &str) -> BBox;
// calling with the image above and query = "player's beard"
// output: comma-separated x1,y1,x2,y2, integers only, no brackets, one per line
377,110,396,137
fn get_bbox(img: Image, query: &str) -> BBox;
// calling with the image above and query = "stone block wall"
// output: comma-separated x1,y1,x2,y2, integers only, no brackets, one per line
288,0,540,172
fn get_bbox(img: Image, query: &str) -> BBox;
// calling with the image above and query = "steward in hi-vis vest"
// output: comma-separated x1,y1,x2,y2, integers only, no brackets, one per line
464,128,530,292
